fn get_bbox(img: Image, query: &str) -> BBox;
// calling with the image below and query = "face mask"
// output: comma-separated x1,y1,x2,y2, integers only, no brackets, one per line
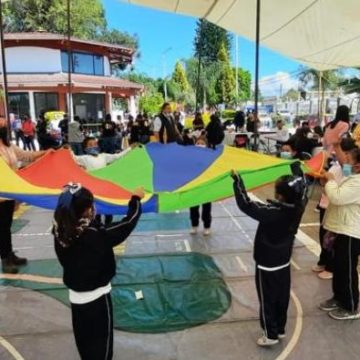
342,164,352,177
280,151,292,159
85,147,100,156
307,132,314,139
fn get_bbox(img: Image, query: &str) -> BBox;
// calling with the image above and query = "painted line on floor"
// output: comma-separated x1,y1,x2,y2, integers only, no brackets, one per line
0,336,25,360
0,273,62,285
13,233,50,237
299,222,320,228
13,205,30,220
114,243,126,255
275,290,303,360
295,229,321,257
235,256,248,272
220,202,253,244
291,259,301,271
183,240,192,252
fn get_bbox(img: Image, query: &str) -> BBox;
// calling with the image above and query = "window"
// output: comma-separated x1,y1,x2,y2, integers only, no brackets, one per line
94,55,104,76
61,51,104,76
8,93,30,118
61,51,71,73
34,93,58,117
73,93,105,122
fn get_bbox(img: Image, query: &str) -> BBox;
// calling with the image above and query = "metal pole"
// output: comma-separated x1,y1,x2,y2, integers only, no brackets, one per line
318,71,322,126
161,47,171,102
195,19,203,112
253,0,261,151
0,0,11,136
235,35,239,105
67,0,73,120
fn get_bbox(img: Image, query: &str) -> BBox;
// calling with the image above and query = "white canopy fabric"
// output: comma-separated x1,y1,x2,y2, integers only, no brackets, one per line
123,0,360,70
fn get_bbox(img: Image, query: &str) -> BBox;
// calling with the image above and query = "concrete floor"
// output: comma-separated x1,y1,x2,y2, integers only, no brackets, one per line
1,184,359,360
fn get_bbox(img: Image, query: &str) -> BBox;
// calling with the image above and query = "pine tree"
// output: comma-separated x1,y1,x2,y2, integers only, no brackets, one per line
172,61,190,92
216,43,235,104
194,19,232,64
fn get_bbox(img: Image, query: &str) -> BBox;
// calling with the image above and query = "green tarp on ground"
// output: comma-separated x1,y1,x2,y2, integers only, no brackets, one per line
1,253,231,333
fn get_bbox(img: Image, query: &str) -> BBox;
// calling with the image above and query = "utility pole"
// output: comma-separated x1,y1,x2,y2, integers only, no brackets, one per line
318,71,323,126
253,0,261,151
67,0,73,121
235,35,239,106
0,0,11,137
161,47,172,102
195,19,204,112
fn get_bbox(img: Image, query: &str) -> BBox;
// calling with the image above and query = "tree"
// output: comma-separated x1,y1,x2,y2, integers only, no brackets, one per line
4,0,106,38
298,66,340,91
233,67,252,101
172,61,190,92
339,69,360,94
194,19,232,64
185,57,221,107
282,88,299,101
3,0,138,50
215,43,235,104
95,29,138,50
139,92,164,115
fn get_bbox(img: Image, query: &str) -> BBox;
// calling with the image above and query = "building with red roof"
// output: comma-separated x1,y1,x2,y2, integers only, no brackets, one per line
1,32,143,121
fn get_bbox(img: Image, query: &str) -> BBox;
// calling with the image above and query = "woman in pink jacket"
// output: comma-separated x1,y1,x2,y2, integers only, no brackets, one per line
323,105,350,154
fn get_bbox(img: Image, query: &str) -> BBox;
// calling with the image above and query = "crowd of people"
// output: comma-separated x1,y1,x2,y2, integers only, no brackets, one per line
1,102,360,357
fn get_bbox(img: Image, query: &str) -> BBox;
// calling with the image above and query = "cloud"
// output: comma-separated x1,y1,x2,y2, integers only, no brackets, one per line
257,72,299,97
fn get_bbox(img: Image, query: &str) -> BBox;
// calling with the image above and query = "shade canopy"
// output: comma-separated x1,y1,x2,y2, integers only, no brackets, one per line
122,0,360,70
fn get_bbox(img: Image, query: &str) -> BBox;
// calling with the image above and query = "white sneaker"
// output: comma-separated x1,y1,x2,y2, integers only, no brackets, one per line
278,333,286,339
257,335,279,347
190,227,198,235
203,228,211,236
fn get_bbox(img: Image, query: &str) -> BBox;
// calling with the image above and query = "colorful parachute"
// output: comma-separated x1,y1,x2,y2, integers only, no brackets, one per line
0,143,322,214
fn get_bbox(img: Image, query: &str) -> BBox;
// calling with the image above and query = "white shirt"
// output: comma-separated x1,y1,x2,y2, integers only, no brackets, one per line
69,283,111,304
276,128,289,142
75,150,129,171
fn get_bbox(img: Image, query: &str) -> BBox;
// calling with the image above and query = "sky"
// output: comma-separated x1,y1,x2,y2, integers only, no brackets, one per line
102,0,303,96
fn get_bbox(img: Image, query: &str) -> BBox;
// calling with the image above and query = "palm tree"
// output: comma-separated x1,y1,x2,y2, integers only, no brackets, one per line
298,66,340,91
298,66,341,120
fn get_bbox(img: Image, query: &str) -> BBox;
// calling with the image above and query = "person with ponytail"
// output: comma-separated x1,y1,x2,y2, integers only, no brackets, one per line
0,119,47,273
53,183,144,360
231,162,308,347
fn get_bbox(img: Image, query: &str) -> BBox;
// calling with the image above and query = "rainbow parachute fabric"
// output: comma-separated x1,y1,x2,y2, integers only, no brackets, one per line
0,143,320,214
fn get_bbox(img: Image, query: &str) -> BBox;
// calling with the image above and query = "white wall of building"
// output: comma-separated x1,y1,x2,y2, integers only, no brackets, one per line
2,46,111,76
4,47,62,73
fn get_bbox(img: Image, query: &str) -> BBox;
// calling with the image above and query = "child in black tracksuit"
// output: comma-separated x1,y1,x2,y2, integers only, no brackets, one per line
53,184,143,360
231,162,307,346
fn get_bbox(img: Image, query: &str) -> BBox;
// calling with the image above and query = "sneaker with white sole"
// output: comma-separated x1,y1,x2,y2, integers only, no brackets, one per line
318,270,333,280
278,333,286,339
257,335,279,347
203,228,211,236
190,227,198,235
319,298,339,311
312,264,325,273
329,308,360,320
